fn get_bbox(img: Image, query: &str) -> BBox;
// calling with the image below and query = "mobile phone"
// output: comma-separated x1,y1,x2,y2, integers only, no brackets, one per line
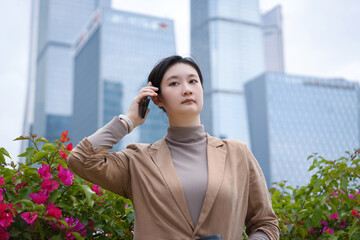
139,96,151,118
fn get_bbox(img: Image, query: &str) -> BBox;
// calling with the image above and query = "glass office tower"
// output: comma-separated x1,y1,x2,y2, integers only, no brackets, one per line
191,0,265,146
245,72,360,187
262,5,284,72
72,8,176,150
29,0,110,143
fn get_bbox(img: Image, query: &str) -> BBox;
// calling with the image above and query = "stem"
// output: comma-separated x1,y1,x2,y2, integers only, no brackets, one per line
31,137,40,152
56,185,71,204
2,187,8,201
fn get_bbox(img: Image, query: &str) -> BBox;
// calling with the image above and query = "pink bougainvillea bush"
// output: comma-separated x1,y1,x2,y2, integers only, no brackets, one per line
0,132,133,239
270,150,360,239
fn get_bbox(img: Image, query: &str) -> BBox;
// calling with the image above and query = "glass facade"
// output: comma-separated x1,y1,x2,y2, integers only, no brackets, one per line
72,8,176,149
245,72,360,187
191,0,265,146
31,0,110,143
262,5,284,72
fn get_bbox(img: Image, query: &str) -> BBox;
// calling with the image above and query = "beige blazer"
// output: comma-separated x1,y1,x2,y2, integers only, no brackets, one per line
67,134,279,240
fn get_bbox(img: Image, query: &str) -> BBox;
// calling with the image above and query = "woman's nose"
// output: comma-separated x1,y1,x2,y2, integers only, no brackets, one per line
182,83,192,95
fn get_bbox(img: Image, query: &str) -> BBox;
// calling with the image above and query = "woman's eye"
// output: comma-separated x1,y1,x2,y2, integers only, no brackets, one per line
169,82,179,86
190,79,198,84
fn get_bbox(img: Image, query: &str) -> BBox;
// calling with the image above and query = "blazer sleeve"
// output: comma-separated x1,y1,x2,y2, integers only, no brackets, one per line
244,145,280,240
67,117,132,199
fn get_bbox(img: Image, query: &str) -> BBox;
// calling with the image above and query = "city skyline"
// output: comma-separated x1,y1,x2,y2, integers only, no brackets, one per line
1,0,359,161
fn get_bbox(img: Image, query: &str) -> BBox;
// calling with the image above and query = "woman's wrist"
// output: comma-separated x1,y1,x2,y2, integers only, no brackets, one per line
118,114,134,133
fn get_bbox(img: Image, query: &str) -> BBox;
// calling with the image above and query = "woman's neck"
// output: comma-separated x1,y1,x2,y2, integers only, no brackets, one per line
168,115,201,127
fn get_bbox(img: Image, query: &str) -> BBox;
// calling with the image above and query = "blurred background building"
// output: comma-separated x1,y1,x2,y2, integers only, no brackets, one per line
262,5,284,72
245,73,360,186
191,0,265,147
72,8,175,149
25,0,111,149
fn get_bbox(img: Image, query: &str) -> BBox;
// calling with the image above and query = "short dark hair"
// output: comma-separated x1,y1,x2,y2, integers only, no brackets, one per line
148,55,203,95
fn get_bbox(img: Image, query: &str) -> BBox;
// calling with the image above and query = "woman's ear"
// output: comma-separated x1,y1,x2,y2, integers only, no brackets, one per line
152,95,164,107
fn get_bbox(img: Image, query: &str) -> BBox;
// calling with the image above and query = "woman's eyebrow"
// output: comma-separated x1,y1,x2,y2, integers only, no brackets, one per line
166,74,198,81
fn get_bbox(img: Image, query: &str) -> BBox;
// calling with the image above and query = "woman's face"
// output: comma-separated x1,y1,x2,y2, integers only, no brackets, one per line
157,63,203,120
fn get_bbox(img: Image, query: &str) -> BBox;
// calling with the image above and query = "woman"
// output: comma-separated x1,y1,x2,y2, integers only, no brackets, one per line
67,55,279,240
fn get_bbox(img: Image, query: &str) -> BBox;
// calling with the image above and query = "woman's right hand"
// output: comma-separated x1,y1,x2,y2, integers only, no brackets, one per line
125,82,158,129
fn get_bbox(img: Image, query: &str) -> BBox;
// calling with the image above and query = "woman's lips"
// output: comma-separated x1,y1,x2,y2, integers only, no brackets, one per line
182,99,195,103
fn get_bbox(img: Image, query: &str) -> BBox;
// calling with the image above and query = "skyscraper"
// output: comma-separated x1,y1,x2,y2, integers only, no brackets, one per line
26,0,110,144
262,5,285,72
245,72,360,187
191,0,265,146
72,8,176,149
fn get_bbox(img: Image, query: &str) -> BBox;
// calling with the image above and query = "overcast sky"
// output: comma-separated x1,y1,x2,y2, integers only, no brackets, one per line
0,0,359,159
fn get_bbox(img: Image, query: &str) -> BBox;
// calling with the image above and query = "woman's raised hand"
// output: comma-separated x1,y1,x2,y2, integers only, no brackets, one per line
125,82,158,129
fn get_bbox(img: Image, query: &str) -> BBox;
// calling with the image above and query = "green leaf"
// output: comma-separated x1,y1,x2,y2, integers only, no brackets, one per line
80,184,95,207
48,189,61,203
36,136,49,143
0,147,11,159
307,155,313,160
58,219,69,229
340,178,349,191
17,199,35,209
23,232,32,239
349,218,359,237
311,207,322,226
286,223,294,235
18,147,35,164
13,135,31,141
0,154,5,164
308,165,316,171
70,231,85,240
42,143,55,152
36,220,45,240
32,151,48,164
50,235,62,240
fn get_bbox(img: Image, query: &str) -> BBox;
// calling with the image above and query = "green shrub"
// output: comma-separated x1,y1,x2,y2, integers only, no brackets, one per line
270,150,360,239
0,132,133,239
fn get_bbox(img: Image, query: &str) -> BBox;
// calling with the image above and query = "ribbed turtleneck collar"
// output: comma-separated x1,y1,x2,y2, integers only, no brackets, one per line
165,125,206,143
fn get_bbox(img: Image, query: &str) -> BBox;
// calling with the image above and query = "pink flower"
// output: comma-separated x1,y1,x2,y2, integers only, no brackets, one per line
66,143,73,151
330,212,338,220
339,221,346,229
0,203,15,228
323,227,334,234
41,179,59,192
0,177,4,186
46,202,62,219
0,228,9,240
21,212,38,226
0,192,2,202
48,221,59,229
29,190,49,204
61,216,86,239
59,150,68,160
330,191,338,197
60,131,70,142
349,194,355,199
352,209,359,217
321,220,328,227
308,227,315,234
356,190,360,195
38,164,52,179
57,165,74,186
125,204,128,209
15,182,27,191
92,185,100,194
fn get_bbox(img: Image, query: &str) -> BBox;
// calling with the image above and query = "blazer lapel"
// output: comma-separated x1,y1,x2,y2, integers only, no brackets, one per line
149,138,194,229
194,134,227,233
